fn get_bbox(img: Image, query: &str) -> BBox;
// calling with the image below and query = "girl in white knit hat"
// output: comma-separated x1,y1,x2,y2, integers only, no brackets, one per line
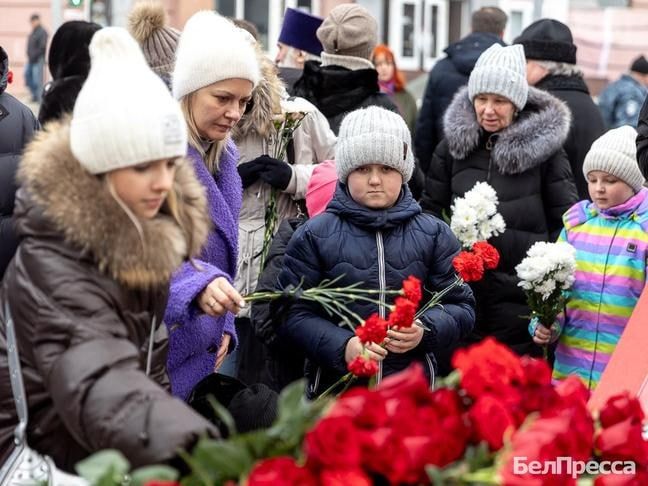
532,126,648,391
0,27,218,470
165,11,262,400
276,106,476,398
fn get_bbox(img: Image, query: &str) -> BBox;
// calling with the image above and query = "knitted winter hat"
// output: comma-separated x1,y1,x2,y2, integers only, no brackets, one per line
583,126,645,193
172,11,260,100
70,27,187,174
228,384,278,434
306,160,338,217
336,106,414,183
468,43,528,111
631,55,648,75
514,19,577,65
128,1,180,83
278,8,323,56
317,4,377,60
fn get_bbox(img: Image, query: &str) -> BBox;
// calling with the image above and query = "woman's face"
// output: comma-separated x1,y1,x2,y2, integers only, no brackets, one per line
190,78,254,141
473,93,516,133
347,164,403,209
374,54,395,83
108,158,177,220
587,170,635,210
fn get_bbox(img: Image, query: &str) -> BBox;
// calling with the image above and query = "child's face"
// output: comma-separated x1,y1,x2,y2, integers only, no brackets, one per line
347,164,403,209
587,170,635,210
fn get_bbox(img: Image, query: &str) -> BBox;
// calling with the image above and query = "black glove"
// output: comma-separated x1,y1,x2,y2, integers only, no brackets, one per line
237,159,266,189
258,157,293,190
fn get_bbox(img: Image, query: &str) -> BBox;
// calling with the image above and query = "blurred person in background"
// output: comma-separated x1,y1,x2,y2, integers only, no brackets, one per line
25,13,48,103
598,55,648,129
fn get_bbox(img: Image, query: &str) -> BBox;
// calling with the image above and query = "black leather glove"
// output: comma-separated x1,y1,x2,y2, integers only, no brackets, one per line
237,159,266,189
258,157,293,190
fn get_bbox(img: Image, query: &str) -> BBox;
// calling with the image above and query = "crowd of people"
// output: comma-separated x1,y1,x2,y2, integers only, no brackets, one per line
0,0,647,476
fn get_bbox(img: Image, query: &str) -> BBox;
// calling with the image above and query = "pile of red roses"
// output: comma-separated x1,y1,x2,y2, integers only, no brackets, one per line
452,241,500,282
243,338,648,486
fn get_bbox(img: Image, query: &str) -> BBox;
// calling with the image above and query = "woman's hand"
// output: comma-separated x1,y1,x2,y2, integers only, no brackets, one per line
385,325,424,354
198,277,245,317
214,333,231,371
344,336,387,364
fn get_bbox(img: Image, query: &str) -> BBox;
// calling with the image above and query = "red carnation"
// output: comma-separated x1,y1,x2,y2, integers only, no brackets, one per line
247,457,317,486
319,469,372,486
599,393,645,429
469,394,516,450
305,416,363,470
388,297,418,328
472,241,500,270
348,356,379,378
401,275,423,306
355,313,388,344
452,250,485,282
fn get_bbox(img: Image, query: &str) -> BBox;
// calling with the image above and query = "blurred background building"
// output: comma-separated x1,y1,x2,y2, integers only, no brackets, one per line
2,0,648,100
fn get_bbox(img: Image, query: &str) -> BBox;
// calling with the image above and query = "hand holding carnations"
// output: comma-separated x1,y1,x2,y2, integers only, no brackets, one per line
345,336,387,364
385,324,423,353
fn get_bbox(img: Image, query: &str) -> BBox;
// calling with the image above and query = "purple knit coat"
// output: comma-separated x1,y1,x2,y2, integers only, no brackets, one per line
164,140,242,400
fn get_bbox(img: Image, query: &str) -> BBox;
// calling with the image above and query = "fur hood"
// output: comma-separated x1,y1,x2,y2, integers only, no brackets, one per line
232,53,283,141
443,86,571,175
17,119,210,288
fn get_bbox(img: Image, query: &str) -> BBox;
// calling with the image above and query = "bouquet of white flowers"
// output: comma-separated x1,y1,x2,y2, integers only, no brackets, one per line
515,241,577,356
450,182,506,281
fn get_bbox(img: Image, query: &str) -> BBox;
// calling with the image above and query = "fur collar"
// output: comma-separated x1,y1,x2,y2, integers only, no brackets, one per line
232,54,284,140
443,86,571,175
18,119,210,288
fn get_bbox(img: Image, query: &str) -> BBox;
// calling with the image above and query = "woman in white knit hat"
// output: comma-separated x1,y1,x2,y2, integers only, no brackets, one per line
532,126,648,390
0,27,218,470
420,43,578,365
165,11,261,400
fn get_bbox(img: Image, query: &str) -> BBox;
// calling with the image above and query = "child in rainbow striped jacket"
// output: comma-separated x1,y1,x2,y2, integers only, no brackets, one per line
532,126,648,390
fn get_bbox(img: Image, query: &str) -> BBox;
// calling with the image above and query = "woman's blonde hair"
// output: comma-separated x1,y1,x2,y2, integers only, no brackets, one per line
180,92,228,174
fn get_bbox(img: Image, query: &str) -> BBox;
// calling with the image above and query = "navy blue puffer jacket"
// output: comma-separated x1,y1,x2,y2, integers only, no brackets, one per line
278,183,475,397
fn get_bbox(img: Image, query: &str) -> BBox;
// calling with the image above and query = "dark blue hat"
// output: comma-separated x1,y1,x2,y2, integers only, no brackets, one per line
278,8,323,56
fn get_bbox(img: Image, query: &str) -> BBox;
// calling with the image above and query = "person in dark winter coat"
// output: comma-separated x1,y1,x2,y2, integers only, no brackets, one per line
0,46,39,281
251,160,338,391
278,107,475,398
0,27,217,471
414,7,507,173
165,11,260,401
293,4,397,134
25,14,48,102
421,44,578,359
515,19,606,200
38,20,101,124
598,55,648,129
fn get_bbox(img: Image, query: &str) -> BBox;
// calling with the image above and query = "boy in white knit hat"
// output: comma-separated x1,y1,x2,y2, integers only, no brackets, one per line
277,106,475,397
532,126,648,390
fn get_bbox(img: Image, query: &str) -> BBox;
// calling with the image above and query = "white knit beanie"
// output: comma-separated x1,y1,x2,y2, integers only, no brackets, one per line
583,125,645,192
468,44,529,111
172,11,261,100
70,27,187,175
336,106,414,183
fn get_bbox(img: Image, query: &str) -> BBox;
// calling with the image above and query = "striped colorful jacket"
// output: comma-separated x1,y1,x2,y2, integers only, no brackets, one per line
553,188,648,390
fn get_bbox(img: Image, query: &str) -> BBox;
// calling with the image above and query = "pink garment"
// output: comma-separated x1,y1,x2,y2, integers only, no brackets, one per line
305,160,338,217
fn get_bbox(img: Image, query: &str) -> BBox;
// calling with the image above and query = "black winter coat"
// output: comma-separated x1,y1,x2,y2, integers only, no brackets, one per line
293,60,398,134
0,47,39,281
420,86,578,357
278,184,475,397
635,95,648,178
414,32,505,172
535,75,605,199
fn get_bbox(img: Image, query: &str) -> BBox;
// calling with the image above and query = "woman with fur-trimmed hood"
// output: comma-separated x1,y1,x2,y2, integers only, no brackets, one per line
0,28,218,470
421,44,578,361
227,48,335,383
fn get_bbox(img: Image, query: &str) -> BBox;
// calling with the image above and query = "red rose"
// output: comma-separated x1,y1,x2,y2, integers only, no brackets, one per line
599,393,645,429
429,388,465,417
401,275,423,306
472,241,500,270
347,356,378,377
359,428,409,483
469,394,516,450
319,469,372,486
520,356,552,386
375,363,429,401
305,416,363,470
451,337,525,400
452,250,484,282
355,313,388,344
387,297,418,328
246,457,317,486
329,388,388,429
596,417,648,465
